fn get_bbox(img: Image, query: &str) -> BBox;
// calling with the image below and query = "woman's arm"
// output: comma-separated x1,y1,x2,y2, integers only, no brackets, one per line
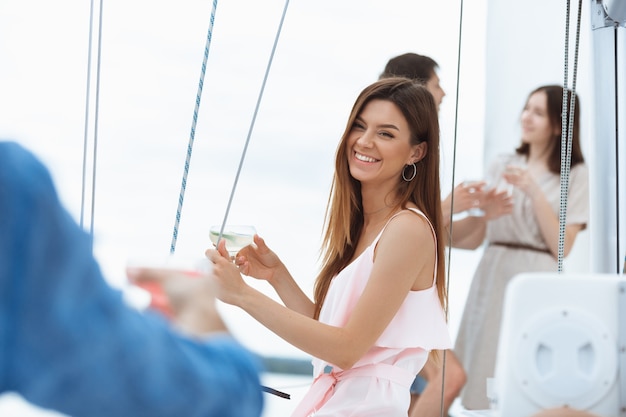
529,189,583,257
207,212,435,370
446,186,512,249
449,217,487,249
505,168,583,257
267,265,316,317
229,235,316,317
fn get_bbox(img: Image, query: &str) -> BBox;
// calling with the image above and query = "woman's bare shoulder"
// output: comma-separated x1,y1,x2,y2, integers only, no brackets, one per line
384,209,433,242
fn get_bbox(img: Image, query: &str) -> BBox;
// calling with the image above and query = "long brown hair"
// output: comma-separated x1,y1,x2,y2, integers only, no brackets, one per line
516,85,585,173
313,77,446,319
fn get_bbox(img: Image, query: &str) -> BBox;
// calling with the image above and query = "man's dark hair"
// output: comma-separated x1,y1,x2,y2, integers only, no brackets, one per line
379,52,439,84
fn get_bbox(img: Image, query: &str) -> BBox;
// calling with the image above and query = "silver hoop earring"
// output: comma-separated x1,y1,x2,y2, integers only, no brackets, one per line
402,163,417,182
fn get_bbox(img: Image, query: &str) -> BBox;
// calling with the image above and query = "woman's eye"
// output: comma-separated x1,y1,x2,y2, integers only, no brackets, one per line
352,121,365,130
379,131,394,139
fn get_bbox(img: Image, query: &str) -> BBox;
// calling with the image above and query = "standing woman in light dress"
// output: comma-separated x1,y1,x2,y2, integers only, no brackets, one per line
451,84,589,409
205,77,451,416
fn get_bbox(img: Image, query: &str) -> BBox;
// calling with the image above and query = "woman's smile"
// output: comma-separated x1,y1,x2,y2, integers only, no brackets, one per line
354,151,380,163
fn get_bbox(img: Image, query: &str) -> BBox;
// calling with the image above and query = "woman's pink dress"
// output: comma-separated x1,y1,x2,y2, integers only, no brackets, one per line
291,208,451,417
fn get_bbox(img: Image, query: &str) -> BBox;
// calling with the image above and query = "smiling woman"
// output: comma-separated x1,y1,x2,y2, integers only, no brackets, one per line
348,99,422,186
205,77,450,417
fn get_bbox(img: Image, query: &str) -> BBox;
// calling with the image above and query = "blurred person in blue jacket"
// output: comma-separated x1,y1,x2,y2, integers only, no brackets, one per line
0,140,264,417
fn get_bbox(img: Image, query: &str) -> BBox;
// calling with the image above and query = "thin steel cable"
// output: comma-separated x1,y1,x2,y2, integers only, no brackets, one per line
215,0,290,242
210,7,294,398
614,28,622,274
89,0,105,249
80,0,96,230
79,0,104,249
558,0,571,271
558,0,583,272
170,0,219,254
446,0,464,320
439,0,465,415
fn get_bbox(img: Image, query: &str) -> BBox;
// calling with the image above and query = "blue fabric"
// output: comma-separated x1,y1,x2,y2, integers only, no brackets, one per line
410,374,427,395
0,141,264,417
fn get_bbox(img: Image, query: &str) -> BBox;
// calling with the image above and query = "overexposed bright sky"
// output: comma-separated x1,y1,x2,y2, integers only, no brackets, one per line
0,0,488,334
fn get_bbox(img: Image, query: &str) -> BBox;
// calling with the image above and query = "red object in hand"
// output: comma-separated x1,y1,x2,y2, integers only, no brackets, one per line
135,281,174,318
135,270,202,318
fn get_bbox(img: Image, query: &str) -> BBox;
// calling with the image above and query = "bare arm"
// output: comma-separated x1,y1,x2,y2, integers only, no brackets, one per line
448,187,513,249
529,189,583,257
505,169,582,257
449,217,487,249
229,234,315,317
268,266,316,317
207,212,435,370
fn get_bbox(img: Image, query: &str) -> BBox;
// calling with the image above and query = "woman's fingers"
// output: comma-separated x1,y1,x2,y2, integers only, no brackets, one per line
216,239,231,259
205,247,224,263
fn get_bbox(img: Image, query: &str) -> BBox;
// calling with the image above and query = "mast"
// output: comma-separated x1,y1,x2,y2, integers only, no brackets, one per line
589,0,626,274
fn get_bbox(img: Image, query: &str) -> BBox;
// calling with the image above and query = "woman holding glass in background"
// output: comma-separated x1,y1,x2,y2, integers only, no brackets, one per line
451,84,589,409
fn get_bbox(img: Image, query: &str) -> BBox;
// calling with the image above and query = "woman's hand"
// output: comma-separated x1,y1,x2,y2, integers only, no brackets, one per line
205,239,251,306
482,188,514,220
452,181,487,214
502,165,541,198
231,234,285,285
442,181,487,227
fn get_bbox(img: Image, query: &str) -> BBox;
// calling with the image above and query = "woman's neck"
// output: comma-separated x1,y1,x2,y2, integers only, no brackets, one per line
527,141,551,163
362,197,400,227
361,184,401,225
363,203,392,216
526,146,551,176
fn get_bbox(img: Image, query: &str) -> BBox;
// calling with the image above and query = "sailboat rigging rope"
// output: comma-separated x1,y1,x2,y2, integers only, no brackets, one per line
213,0,291,243
80,0,95,230
199,0,292,399
557,0,583,272
446,0,464,323
439,0,465,415
170,0,219,254
80,0,104,249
